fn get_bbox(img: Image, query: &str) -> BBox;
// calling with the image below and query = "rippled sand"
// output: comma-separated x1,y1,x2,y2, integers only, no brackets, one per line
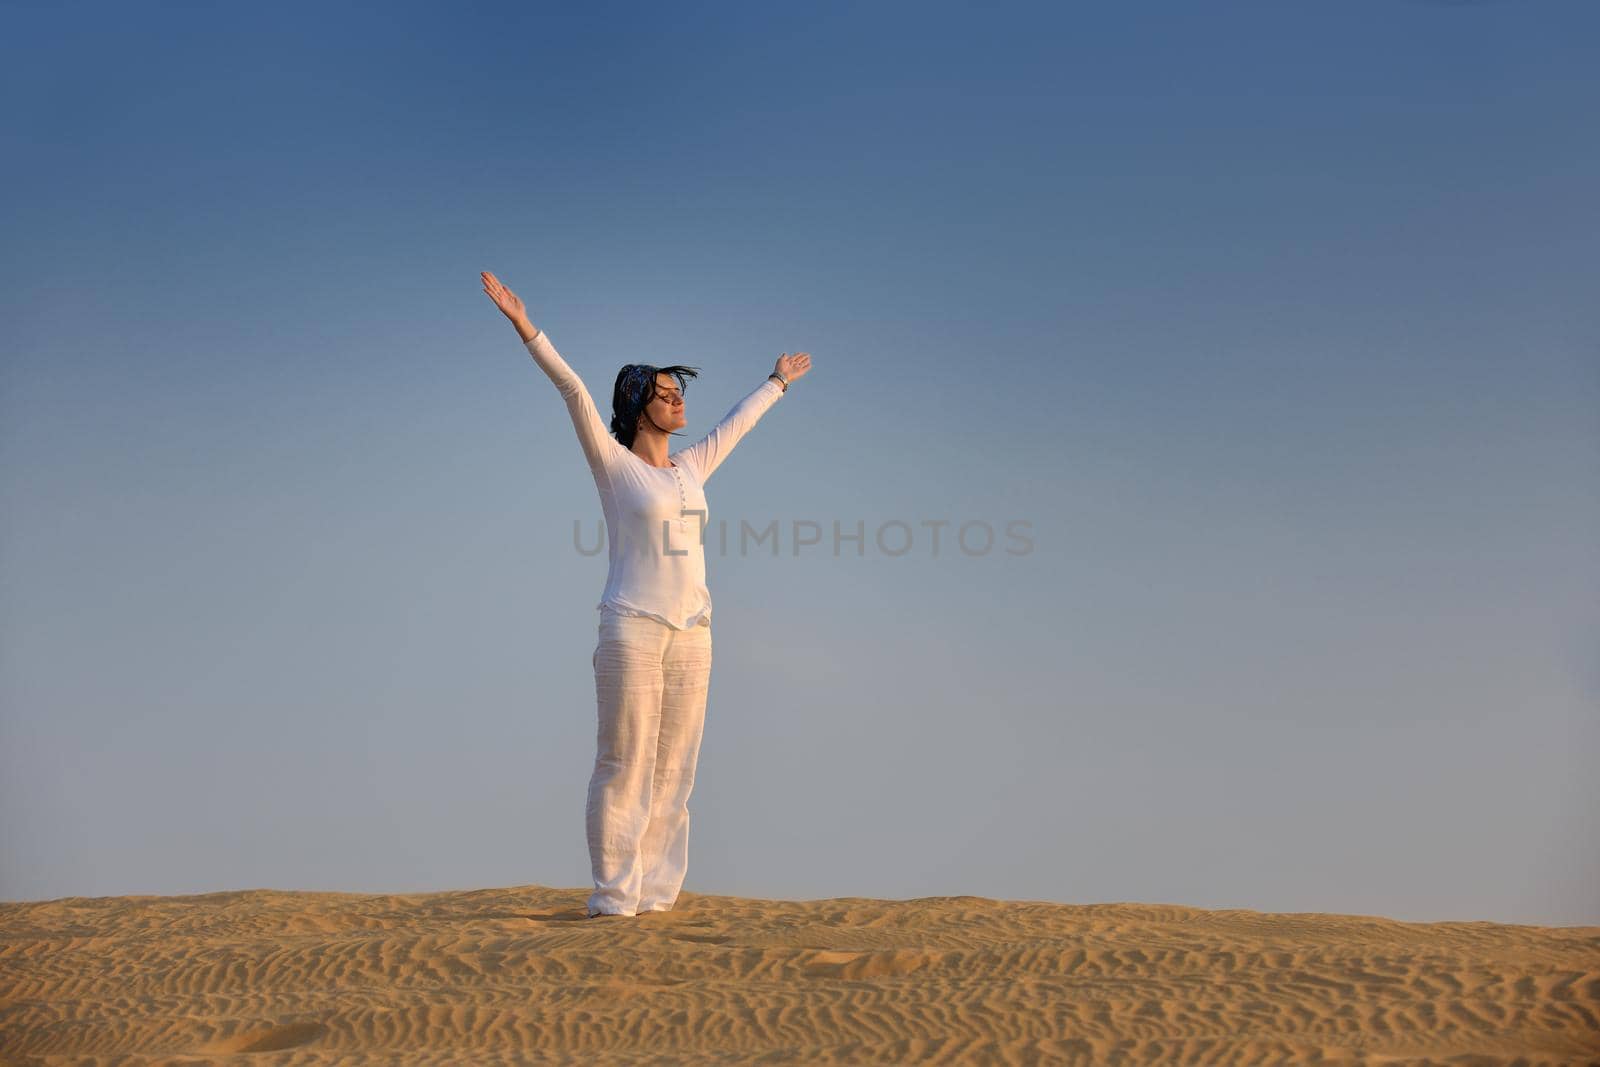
2,885,1596,1064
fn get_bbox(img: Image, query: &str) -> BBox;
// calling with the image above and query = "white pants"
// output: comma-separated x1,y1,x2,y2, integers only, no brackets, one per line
586,608,712,917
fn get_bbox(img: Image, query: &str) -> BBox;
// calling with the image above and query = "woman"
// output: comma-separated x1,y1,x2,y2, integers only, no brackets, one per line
481,271,812,918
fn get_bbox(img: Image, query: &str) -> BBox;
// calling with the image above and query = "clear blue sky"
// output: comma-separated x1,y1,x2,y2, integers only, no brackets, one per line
2,0,1595,926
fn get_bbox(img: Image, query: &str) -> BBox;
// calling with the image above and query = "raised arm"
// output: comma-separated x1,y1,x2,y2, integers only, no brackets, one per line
677,351,812,481
524,330,623,474
482,271,622,476
675,377,787,483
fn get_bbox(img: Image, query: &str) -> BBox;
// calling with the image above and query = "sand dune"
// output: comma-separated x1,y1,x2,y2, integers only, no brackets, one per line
2,885,1596,1064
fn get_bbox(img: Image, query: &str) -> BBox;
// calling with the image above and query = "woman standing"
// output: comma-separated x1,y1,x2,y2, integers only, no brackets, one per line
481,271,811,918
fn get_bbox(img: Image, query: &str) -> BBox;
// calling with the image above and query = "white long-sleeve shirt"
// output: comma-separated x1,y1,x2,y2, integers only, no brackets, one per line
524,329,786,630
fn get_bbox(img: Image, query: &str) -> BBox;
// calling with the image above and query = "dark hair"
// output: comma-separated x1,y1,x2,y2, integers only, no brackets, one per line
609,363,700,449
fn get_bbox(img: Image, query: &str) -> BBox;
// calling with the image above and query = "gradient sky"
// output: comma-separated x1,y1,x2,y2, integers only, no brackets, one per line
2,0,1595,926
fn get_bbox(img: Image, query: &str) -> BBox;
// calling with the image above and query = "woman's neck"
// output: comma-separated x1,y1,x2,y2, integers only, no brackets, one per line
630,432,672,468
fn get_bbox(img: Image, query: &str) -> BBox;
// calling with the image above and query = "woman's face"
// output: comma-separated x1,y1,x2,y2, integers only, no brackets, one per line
645,372,687,432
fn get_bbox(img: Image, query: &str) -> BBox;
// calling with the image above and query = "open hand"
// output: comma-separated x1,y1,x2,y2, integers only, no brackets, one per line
481,271,528,324
775,352,812,383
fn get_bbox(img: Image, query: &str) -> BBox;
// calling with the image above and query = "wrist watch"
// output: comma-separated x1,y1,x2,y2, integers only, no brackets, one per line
768,372,789,392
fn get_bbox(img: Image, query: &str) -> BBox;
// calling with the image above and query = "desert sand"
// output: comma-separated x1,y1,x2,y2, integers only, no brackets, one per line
1,884,1596,1064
